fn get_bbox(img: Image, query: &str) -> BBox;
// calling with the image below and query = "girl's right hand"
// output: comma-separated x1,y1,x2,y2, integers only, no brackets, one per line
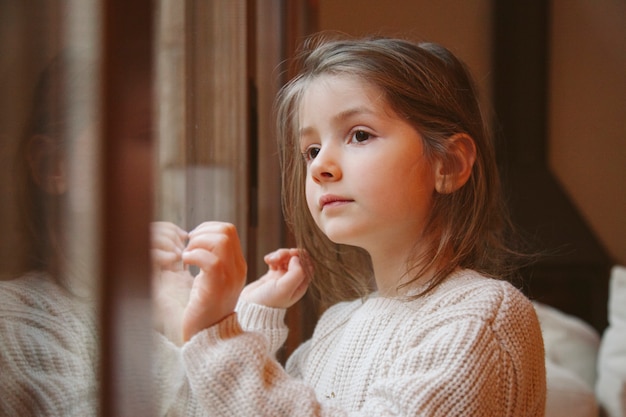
181,222,247,342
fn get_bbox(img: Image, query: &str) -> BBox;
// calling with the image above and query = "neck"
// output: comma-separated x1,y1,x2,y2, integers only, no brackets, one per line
369,248,433,297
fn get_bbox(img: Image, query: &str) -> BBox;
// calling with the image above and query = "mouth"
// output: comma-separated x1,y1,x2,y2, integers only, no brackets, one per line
319,194,354,209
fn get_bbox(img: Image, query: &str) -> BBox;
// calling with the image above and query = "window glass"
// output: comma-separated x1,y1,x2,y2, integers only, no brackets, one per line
0,1,102,414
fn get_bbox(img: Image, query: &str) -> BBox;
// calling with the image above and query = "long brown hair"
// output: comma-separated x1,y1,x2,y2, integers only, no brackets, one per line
277,34,520,307
14,53,93,289
15,55,67,282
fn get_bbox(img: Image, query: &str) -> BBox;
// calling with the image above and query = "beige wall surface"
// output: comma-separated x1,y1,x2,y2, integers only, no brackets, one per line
549,0,626,265
318,0,626,265
318,0,493,107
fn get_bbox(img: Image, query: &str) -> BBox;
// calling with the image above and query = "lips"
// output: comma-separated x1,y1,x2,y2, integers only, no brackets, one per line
319,194,354,209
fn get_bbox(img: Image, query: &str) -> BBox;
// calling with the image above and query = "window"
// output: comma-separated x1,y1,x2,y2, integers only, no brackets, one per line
0,0,316,414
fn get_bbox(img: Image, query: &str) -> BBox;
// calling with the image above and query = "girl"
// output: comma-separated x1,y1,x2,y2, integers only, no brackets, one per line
156,35,546,416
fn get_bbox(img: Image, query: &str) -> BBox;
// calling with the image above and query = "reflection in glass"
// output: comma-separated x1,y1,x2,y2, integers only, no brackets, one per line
0,2,101,415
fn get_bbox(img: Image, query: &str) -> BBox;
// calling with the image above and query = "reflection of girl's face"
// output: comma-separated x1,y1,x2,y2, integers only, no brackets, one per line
67,126,99,204
27,135,66,195
29,125,97,198
299,74,437,260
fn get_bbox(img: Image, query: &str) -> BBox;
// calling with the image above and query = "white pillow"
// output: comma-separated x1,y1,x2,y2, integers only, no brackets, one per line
596,265,626,417
534,301,600,388
545,359,599,417
534,301,601,417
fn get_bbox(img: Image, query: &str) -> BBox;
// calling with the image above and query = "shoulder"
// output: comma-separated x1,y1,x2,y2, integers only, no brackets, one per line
421,269,536,322
0,272,98,353
0,272,82,316
420,269,544,360
386,269,544,360
315,270,536,330
317,297,366,323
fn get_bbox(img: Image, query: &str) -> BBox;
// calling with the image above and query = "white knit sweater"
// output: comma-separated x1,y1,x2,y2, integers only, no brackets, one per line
175,269,546,416
0,272,99,416
0,270,546,416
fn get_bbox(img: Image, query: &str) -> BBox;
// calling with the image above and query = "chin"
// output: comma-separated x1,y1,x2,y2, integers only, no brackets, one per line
324,230,362,248
317,220,367,247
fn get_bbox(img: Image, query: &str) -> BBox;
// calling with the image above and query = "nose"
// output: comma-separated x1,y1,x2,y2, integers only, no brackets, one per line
309,146,341,183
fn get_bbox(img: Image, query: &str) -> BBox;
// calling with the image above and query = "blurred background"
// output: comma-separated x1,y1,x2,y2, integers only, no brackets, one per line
0,0,624,414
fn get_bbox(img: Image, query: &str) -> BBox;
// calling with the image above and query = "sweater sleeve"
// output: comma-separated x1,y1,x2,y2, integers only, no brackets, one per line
152,332,206,417
357,284,545,416
364,318,524,416
235,299,288,355
0,311,98,416
152,301,287,416
182,313,341,416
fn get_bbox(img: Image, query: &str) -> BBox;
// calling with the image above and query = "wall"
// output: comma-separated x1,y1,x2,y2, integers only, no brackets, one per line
548,0,626,265
318,0,493,107
318,0,626,266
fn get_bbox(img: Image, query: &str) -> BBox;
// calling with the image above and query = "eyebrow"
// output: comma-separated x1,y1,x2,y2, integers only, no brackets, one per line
299,106,376,138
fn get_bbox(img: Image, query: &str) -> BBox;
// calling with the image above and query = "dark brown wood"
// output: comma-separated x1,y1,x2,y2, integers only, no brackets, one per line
99,0,154,415
492,1,612,333
279,0,321,363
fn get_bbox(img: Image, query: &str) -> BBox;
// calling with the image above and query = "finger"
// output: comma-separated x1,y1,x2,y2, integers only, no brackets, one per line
182,247,221,273
187,224,242,257
187,221,237,241
276,256,307,290
264,248,299,270
151,222,188,250
183,223,247,298
182,245,247,281
151,221,188,241
152,233,183,251
151,248,182,266
277,256,309,303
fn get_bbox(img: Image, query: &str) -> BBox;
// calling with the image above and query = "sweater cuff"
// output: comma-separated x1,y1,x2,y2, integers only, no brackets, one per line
181,312,273,377
235,299,287,332
182,313,243,360
208,312,243,342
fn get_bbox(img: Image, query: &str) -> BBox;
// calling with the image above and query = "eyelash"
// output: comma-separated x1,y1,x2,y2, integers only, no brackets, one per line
351,129,371,143
302,146,320,161
301,129,373,162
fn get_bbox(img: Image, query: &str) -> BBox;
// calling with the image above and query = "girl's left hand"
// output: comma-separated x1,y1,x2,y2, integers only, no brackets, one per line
241,248,309,309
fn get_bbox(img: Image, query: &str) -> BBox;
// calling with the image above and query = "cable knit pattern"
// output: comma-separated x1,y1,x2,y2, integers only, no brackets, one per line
0,272,99,416
181,269,546,416
0,273,206,417
0,270,544,416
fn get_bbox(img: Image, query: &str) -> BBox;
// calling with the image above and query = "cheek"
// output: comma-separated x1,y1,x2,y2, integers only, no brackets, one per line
305,176,318,217
373,159,435,215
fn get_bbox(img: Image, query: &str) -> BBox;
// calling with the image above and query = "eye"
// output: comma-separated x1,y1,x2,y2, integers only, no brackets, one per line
351,130,371,143
302,145,321,161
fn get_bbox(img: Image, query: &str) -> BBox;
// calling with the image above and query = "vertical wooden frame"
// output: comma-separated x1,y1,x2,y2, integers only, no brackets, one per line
276,0,321,360
252,0,283,284
99,0,155,415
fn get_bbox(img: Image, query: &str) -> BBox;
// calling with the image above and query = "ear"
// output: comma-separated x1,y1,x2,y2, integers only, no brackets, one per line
27,135,67,195
433,133,476,194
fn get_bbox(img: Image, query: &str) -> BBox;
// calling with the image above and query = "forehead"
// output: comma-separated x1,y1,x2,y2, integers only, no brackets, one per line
303,73,383,101
298,74,393,122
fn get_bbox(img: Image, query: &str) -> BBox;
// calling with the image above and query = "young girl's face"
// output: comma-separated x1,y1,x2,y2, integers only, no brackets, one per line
299,74,438,260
